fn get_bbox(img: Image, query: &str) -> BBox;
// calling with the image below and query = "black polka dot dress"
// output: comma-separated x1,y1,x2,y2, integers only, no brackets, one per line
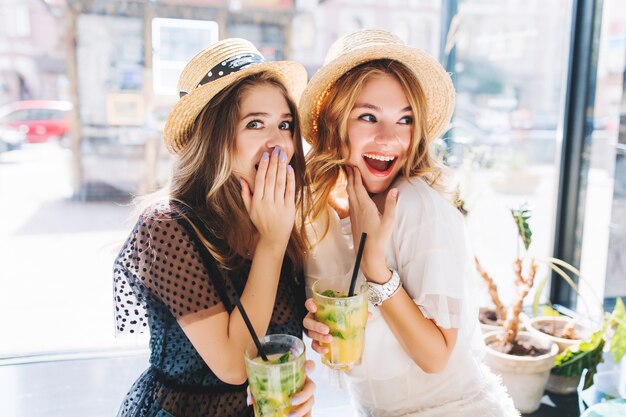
113,202,306,417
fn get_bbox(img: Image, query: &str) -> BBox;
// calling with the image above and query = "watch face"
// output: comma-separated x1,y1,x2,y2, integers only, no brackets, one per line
368,287,382,305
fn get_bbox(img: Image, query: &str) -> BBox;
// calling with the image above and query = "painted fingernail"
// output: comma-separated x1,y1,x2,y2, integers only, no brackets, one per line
262,152,269,161
246,392,252,406
287,165,294,174
273,146,280,156
288,412,296,417
390,189,398,199
280,150,286,162
305,365,313,376
291,395,300,406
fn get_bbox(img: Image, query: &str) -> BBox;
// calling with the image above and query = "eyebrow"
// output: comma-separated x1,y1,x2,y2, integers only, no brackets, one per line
241,112,293,119
353,103,413,113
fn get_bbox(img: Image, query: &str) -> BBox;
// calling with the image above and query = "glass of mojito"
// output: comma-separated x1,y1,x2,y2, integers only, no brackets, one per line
244,334,306,417
312,279,368,371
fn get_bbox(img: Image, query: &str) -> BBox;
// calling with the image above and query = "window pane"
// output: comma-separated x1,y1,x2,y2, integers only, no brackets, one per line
578,0,626,312
0,2,444,415
152,18,219,96
449,0,573,305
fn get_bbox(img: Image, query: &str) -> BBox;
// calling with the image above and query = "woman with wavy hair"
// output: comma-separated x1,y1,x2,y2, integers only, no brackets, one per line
301,29,519,417
113,38,315,417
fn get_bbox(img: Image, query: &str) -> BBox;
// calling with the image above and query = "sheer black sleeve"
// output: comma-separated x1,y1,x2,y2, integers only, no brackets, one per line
113,203,224,334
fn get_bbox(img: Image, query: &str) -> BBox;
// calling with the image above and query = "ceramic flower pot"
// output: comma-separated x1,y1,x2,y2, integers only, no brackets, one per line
526,316,594,394
526,316,592,353
484,330,559,414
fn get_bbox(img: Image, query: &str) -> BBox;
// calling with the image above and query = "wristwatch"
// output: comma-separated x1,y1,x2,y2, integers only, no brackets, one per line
368,269,401,307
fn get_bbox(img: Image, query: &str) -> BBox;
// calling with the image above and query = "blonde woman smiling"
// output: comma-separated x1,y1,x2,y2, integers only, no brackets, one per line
301,29,519,417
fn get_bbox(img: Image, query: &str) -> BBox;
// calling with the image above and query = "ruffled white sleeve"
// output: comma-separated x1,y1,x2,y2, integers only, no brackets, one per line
391,179,472,330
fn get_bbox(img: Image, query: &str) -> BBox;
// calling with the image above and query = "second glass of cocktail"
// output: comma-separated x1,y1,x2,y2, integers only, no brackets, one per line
244,334,306,417
312,279,368,371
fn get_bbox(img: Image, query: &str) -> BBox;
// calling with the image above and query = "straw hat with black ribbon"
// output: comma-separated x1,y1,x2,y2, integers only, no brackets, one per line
164,38,308,155
299,28,456,146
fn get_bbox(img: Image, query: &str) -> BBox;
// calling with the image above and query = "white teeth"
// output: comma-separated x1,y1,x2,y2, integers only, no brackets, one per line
363,153,396,162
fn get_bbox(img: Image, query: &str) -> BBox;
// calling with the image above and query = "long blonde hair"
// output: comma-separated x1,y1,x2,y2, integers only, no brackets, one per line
305,59,445,234
168,72,309,271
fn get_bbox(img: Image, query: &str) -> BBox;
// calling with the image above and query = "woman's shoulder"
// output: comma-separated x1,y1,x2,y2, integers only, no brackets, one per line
136,200,183,229
122,200,200,260
394,176,458,217
139,200,178,223
116,201,180,266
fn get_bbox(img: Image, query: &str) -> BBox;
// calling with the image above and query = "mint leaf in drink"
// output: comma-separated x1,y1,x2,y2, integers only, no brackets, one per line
275,352,290,364
255,376,267,391
330,330,345,339
321,290,336,297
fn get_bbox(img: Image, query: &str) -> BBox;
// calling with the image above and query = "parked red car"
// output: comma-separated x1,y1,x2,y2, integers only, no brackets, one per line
0,100,72,143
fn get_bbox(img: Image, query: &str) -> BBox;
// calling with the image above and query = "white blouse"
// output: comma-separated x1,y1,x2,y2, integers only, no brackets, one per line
305,177,518,417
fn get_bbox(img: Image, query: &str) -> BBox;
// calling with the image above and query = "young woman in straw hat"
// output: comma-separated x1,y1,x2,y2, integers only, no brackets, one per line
113,38,315,417
301,29,519,417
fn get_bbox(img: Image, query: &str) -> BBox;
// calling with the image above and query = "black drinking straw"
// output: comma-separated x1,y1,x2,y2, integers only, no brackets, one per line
232,293,268,362
348,232,367,297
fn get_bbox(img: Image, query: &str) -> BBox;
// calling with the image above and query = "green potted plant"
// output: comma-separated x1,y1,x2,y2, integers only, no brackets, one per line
523,242,607,394
471,203,625,408
541,298,626,396
478,205,559,413
526,306,599,394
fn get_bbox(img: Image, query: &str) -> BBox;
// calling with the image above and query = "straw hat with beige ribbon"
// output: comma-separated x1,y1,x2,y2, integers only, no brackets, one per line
164,38,308,154
300,28,456,146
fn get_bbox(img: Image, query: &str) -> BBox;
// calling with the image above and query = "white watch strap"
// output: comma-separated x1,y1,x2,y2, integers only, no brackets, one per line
369,269,401,306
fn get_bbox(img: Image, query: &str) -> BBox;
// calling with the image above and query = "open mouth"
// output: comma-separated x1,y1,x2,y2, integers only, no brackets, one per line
362,153,397,176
